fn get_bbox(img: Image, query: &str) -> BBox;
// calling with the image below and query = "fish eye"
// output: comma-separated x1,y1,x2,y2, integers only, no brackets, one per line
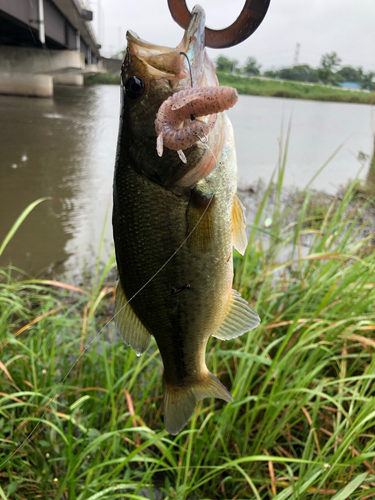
124,76,145,99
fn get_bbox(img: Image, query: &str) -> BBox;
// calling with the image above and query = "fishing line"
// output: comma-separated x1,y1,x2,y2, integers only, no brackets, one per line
1,154,216,468
201,141,218,163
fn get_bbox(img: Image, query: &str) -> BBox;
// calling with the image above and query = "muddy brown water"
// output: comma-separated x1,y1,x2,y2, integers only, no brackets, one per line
0,85,373,276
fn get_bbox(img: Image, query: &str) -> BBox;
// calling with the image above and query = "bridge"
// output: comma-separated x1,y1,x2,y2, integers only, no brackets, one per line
0,0,102,97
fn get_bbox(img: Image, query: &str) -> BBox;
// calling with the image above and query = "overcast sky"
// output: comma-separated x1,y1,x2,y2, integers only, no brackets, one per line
87,0,375,72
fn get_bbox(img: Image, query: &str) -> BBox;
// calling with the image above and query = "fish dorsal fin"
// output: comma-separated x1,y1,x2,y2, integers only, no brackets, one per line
213,290,260,340
171,93,203,111
114,281,151,355
186,189,215,253
232,194,248,255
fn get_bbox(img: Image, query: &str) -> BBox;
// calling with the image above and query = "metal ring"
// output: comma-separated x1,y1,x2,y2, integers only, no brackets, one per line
168,0,271,49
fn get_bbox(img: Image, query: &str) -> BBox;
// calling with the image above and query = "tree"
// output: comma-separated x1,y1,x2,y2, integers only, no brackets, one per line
262,65,320,83
216,55,234,73
318,52,342,85
279,65,319,83
320,52,342,71
361,71,375,90
243,57,261,76
263,69,277,78
337,65,363,83
231,59,239,74
111,48,126,60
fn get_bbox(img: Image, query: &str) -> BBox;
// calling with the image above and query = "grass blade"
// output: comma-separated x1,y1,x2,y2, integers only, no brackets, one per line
330,472,368,500
0,197,50,258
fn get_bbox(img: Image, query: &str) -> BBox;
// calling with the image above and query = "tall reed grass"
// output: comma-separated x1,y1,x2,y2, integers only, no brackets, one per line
0,142,374,499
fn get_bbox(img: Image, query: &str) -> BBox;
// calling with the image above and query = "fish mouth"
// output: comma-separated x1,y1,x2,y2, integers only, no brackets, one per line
126,31,182,78
176,5,211,87
125,6,216,89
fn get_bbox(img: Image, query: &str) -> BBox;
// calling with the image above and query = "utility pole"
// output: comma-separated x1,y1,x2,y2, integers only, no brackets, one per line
97,0,101,44
293,43,300,66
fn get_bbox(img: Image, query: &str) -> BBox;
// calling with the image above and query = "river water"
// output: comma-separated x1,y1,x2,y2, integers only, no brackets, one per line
0,85,373,276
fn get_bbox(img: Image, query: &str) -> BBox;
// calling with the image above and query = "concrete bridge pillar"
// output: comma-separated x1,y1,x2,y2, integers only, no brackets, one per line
0,74,53,97
53,74,84,86
0,46,85,97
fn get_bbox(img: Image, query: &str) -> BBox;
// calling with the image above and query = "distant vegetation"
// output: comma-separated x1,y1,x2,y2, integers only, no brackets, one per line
86,50,375,104
85,73,121,85
217,72,375,104
218,51,375,90
85,71,375,104
106,49,375,90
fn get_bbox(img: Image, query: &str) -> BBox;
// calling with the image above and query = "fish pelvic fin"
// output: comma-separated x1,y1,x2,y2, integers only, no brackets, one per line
114,280,151,355
163,371,233,435
213,289,260,341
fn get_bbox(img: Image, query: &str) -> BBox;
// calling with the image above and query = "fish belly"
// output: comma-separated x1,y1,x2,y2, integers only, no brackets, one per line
113,155,235,379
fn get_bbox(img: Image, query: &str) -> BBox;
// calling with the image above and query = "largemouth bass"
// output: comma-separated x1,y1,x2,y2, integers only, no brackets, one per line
113,6,260,435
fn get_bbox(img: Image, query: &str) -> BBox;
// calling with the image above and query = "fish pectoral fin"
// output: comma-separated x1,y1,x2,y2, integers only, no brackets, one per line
213,289,260,341
232,194,248,255
114,281,151,355
163,371,233,435
186,189,215,253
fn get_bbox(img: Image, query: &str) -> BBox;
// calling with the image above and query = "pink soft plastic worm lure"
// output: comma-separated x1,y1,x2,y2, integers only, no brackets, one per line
155,86,238,163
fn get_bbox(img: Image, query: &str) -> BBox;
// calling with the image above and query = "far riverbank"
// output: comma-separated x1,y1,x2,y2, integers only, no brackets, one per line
1,85,372,276
85,72,375,105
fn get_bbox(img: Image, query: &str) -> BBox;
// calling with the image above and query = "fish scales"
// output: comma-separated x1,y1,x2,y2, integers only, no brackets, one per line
113,6,260,435
114,118,235,377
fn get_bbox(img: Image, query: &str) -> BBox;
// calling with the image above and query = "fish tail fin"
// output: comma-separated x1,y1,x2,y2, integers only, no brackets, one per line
163,371,233,435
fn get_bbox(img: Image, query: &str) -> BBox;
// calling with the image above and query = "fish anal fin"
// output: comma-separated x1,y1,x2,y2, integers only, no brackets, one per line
186,189,215,253
213,289,260,341
163,371,233,435
232,194,248,255
115,281,151,355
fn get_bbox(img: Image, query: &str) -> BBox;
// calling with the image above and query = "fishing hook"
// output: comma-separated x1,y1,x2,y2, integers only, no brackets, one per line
180,51,193,88
193,131,209,144
167,0,271,49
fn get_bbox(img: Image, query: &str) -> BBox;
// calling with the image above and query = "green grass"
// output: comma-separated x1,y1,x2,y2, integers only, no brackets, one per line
1,149,375,498
85,74,121,86
85,72,375,105
217,73,375,104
